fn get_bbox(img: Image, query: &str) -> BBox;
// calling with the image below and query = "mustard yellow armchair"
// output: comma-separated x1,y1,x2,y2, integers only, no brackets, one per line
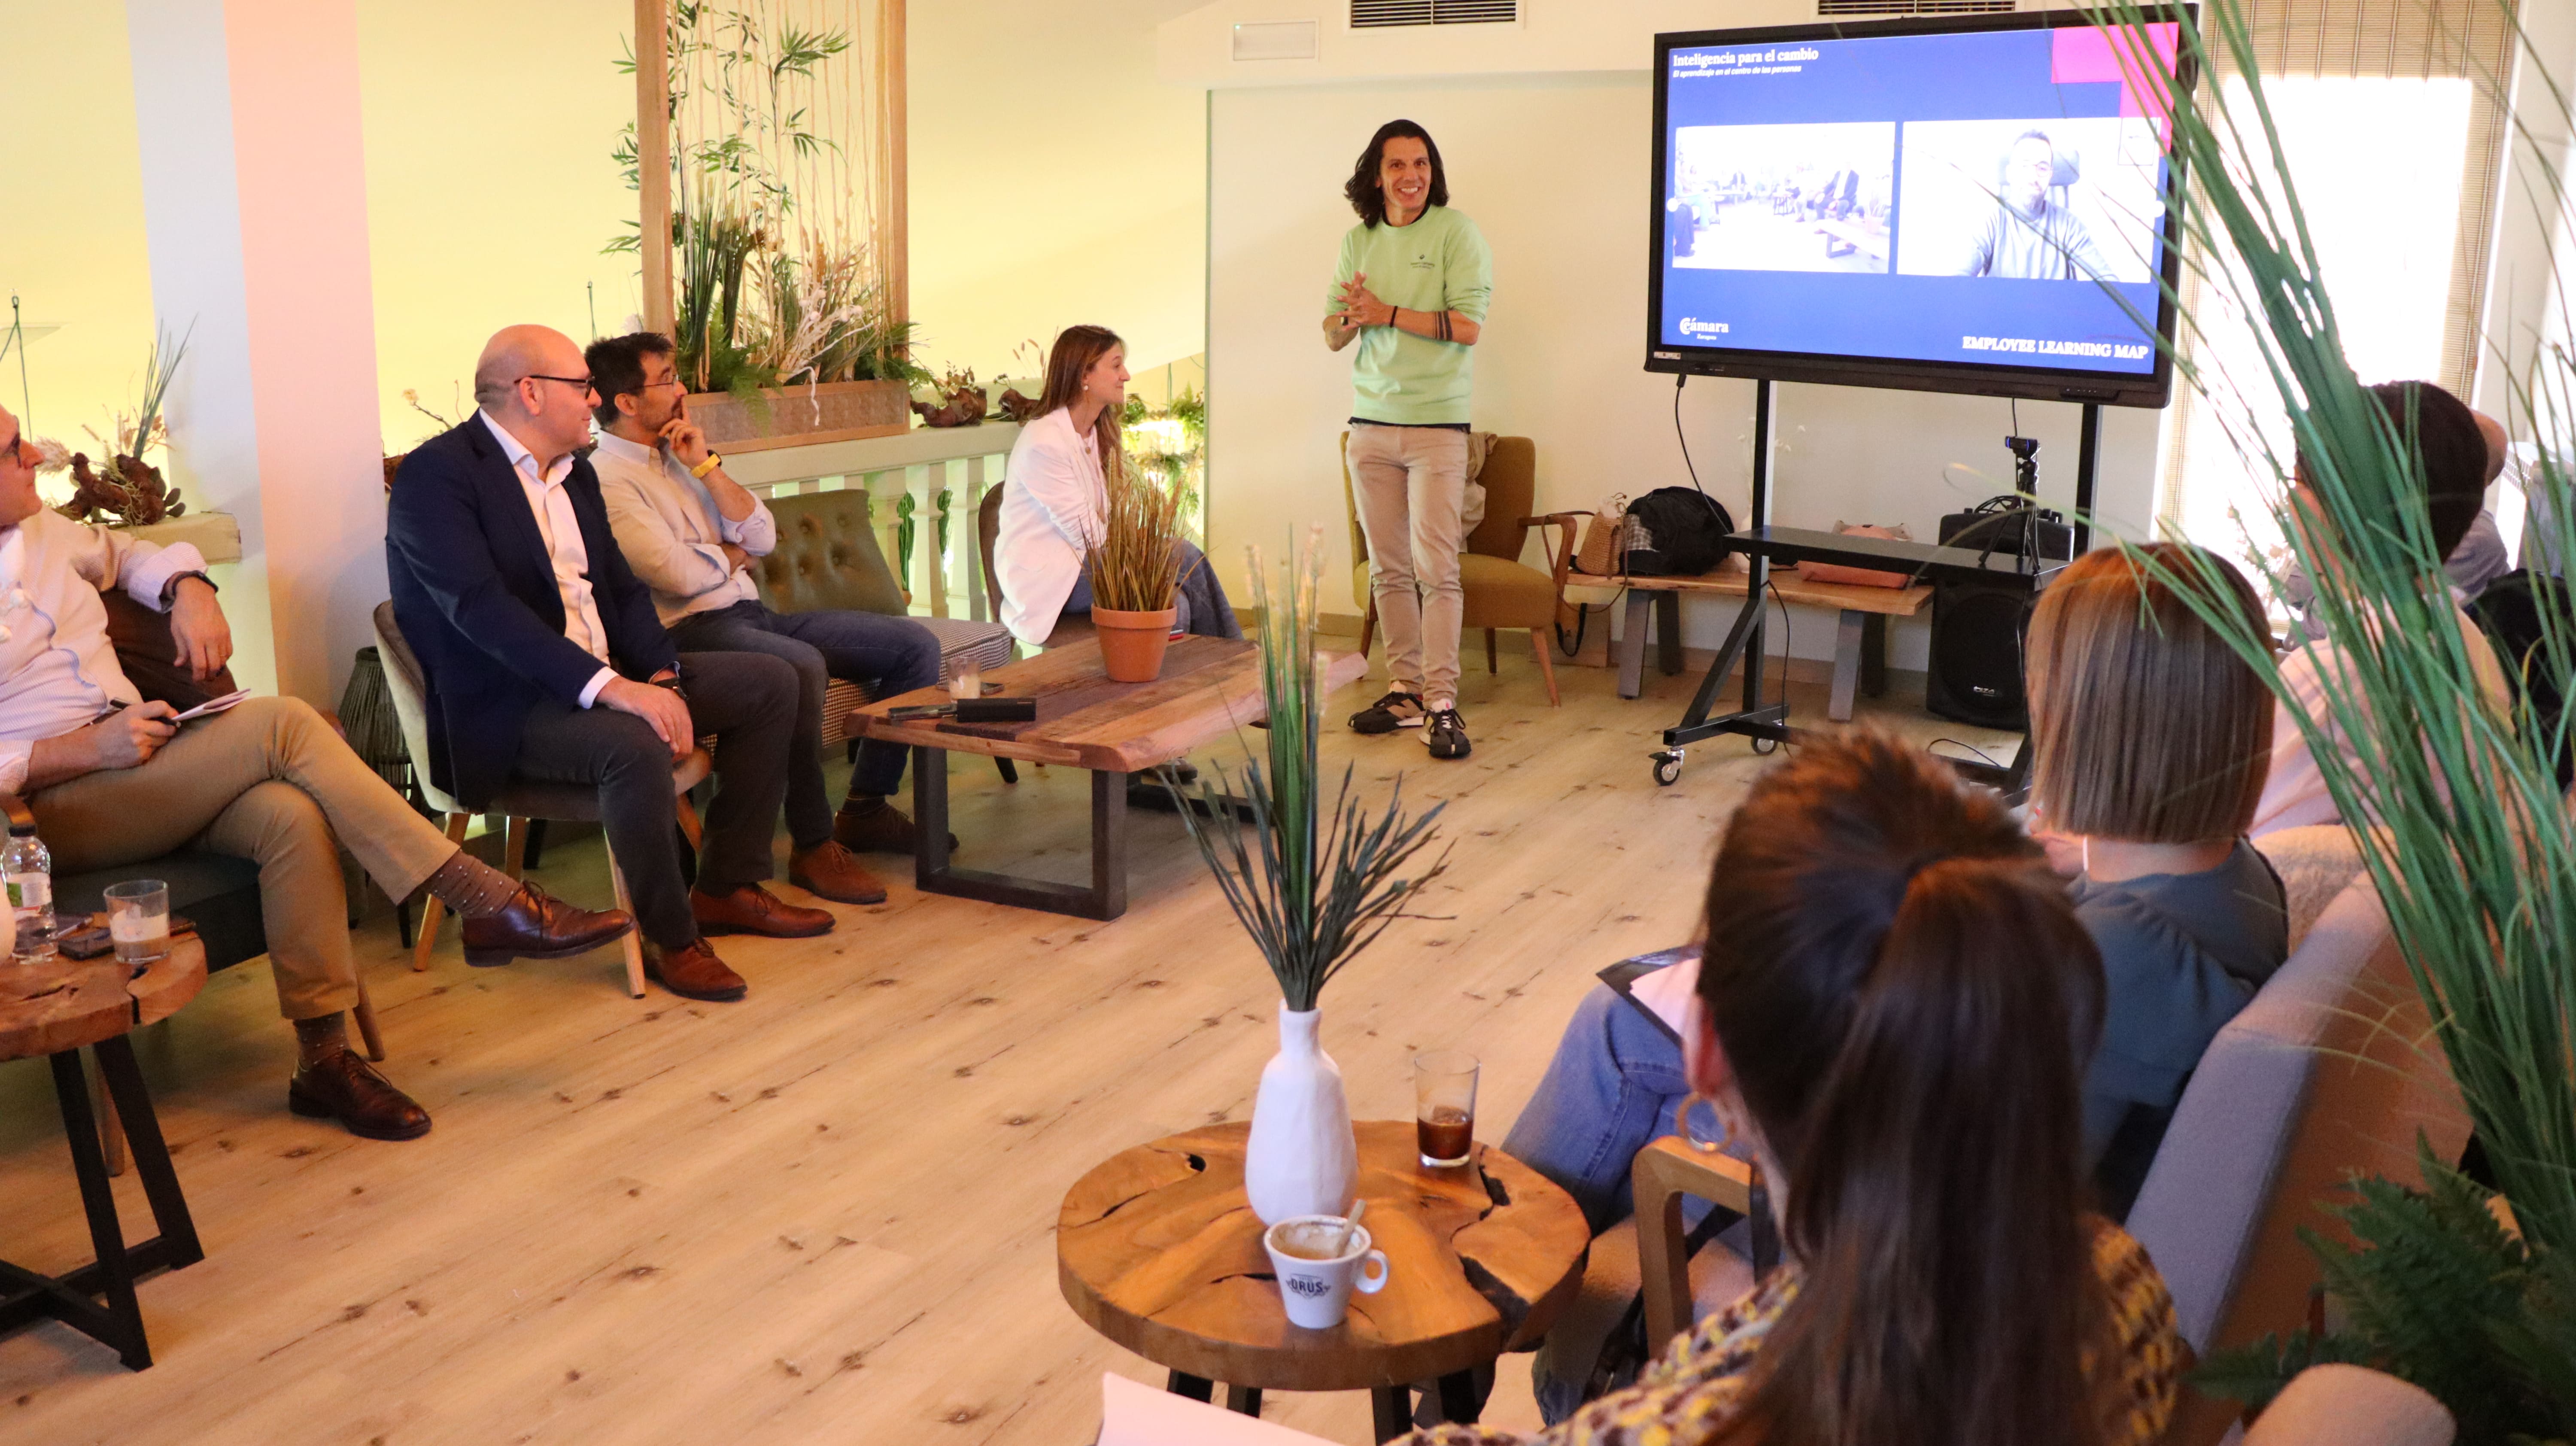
1342,434,1584,706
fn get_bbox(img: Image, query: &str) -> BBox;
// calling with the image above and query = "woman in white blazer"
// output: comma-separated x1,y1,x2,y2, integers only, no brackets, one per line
993,325,1239,648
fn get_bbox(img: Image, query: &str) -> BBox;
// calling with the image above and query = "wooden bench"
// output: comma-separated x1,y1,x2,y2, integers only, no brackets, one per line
1607,568,1932,722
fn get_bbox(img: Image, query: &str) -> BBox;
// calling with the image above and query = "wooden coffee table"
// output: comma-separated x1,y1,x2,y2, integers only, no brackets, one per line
1059,1120,1591,1440
0,933,209,1370
852,637,1367,920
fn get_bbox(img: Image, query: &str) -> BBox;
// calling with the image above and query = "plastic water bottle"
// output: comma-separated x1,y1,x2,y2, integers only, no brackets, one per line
6,820,55,960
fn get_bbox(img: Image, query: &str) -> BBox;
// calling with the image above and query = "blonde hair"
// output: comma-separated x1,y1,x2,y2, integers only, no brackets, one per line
2026,543,2273,843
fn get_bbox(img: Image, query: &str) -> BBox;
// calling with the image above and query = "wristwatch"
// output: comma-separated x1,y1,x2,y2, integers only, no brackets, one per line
689,451,724,480
161,571,216,606
651,671,690,704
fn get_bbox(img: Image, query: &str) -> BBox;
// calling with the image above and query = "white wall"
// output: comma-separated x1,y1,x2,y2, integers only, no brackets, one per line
909,1,1210,377
1205,74,2161,667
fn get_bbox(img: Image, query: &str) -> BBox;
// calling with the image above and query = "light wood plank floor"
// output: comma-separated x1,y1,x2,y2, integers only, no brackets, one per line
0,648,2013,1446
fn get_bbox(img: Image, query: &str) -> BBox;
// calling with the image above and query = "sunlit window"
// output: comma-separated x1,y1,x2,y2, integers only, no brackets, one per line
2161,76,2474,573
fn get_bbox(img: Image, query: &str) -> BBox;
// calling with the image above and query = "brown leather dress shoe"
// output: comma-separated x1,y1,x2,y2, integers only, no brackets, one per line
461,882,635,968
691,882,835,938
832,798,956,854
788,841,889,905
645,938,748,1002
287,1048,432,1141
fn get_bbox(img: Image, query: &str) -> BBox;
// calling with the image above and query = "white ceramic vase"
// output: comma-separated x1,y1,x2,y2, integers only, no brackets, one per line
1243,1004,1359,1227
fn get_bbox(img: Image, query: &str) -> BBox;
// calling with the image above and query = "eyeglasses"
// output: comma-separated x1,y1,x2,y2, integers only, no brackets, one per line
522,374,598,394
637,378,685,391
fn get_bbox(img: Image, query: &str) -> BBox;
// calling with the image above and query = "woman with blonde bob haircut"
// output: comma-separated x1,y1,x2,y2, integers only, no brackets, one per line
2025,541,2288,1214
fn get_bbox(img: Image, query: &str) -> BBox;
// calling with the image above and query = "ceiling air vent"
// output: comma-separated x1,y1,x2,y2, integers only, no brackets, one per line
1352,0,1519,28
1818,0,2013,13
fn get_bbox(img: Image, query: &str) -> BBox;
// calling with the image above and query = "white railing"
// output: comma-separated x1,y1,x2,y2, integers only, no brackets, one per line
723,422,1021,622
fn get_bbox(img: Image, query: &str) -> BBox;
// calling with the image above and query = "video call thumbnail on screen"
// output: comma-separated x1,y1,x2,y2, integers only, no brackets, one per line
1655,21,2181,379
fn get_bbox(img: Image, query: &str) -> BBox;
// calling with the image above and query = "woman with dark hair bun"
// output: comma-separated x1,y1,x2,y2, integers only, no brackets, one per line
1405,732,2187,1446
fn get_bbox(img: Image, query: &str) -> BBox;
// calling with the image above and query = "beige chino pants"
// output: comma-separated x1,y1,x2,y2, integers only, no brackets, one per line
1349,422,1469,705
27,696,459,1020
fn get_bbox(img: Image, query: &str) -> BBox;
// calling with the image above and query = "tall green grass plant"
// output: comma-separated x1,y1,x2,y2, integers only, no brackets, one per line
2084,6,2576,1433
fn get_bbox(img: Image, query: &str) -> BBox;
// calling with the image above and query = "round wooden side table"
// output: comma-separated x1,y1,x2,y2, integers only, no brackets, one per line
0,935,209,1370
1059,1119,1591,1441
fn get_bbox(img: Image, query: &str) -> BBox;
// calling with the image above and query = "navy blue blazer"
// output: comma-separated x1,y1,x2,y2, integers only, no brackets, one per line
386,416,680,811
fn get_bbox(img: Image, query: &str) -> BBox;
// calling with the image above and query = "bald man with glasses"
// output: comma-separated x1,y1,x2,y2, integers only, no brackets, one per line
388,325,849,1006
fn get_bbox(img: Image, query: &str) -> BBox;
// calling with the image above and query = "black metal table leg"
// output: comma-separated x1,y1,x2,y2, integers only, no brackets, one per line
1433,1370,1483,1425
1372,1385,1414,1442
0,1040,199,1370
908,746,1130,919
91,1037,202,1272
1167,1370,1215,1401
1224,1383,1263,1416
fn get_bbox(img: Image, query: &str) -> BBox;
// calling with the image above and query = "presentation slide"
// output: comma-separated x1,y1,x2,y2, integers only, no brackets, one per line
1656,23,2180,377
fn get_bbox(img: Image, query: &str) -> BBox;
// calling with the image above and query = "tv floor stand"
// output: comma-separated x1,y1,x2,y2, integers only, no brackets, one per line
1646,377,2099,800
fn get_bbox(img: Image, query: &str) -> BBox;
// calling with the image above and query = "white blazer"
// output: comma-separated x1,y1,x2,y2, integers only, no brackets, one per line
995,409,1109,645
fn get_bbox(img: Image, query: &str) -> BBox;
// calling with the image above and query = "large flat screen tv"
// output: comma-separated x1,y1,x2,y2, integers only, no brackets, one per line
1647,9,2195,407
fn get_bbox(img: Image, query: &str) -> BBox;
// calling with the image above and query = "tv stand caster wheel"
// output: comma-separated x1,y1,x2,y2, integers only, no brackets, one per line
1751,735,1779,756
1651,750,1685,787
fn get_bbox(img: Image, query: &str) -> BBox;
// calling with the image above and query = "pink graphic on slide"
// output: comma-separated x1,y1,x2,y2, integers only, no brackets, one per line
2053,23,2181,128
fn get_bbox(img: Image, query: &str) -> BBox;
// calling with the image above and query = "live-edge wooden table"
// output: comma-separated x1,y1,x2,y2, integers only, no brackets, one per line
852,637,1366,921
1059,1121,1591,1440
0,933,209,1369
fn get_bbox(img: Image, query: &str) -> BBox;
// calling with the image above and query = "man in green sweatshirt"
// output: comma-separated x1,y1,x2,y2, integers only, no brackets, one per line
1326,119,1492,760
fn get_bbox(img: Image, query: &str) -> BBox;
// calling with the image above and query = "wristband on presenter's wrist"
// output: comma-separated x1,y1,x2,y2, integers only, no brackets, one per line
690,451,723,480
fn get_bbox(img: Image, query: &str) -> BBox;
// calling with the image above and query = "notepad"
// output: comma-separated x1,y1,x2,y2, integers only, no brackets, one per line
172,689,252,722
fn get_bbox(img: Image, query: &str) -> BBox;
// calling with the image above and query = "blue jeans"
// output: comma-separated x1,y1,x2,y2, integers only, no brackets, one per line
665,601,942,847
1501,983,1697,1235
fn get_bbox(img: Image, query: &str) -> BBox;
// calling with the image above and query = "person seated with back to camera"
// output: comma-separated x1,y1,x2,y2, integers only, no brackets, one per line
0,401,630,1141
387,325,844,1008
2250,379,2515,839
2277,404,2513,642
1501,543,2285,1419
993,324,1240,649
1403,731,2187,1446
585,329,936,902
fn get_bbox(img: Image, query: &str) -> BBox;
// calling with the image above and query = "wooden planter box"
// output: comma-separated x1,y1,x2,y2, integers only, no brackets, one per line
685,378,911,453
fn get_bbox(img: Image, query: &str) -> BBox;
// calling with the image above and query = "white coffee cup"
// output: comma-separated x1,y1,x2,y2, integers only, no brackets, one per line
1263,1214,1389,1330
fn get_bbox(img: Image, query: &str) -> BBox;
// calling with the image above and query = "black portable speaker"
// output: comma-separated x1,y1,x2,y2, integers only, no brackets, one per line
1925,579,2038,730
1925,498,2073,732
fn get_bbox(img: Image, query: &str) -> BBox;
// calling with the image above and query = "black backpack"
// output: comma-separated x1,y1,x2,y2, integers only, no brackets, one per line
1623,488,1736,577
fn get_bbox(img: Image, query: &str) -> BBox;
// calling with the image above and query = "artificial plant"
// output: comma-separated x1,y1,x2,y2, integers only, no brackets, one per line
1173,530,1448,1011
2081,4,2576,1437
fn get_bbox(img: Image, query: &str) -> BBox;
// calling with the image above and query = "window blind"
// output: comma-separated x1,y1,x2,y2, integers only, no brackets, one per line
2155,0,2521,538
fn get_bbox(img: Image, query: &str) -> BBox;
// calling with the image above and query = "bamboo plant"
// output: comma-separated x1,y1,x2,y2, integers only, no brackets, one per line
1173,531,1448,1011
2083,4,2576,1434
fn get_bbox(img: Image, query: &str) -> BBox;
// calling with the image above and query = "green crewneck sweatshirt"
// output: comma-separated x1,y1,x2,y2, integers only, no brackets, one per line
1327,205,1492,426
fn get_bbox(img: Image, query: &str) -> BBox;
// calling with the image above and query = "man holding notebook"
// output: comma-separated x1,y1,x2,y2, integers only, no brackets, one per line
0,402,631,1142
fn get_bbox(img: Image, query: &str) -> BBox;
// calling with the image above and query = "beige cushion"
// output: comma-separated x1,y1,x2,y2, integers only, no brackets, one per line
2241,1365,2454,1446
2251,825,2366,952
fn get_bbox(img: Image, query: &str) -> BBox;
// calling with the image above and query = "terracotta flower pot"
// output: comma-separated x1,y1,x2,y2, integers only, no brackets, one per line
1092,605,1177,682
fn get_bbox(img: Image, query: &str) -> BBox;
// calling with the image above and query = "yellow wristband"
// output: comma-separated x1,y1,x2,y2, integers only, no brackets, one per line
690,452,723,480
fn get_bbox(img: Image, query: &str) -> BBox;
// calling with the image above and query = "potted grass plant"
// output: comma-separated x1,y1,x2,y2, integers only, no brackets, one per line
1174,532,1449,1224
1088,452,1190,683
2086,5,2576,1436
